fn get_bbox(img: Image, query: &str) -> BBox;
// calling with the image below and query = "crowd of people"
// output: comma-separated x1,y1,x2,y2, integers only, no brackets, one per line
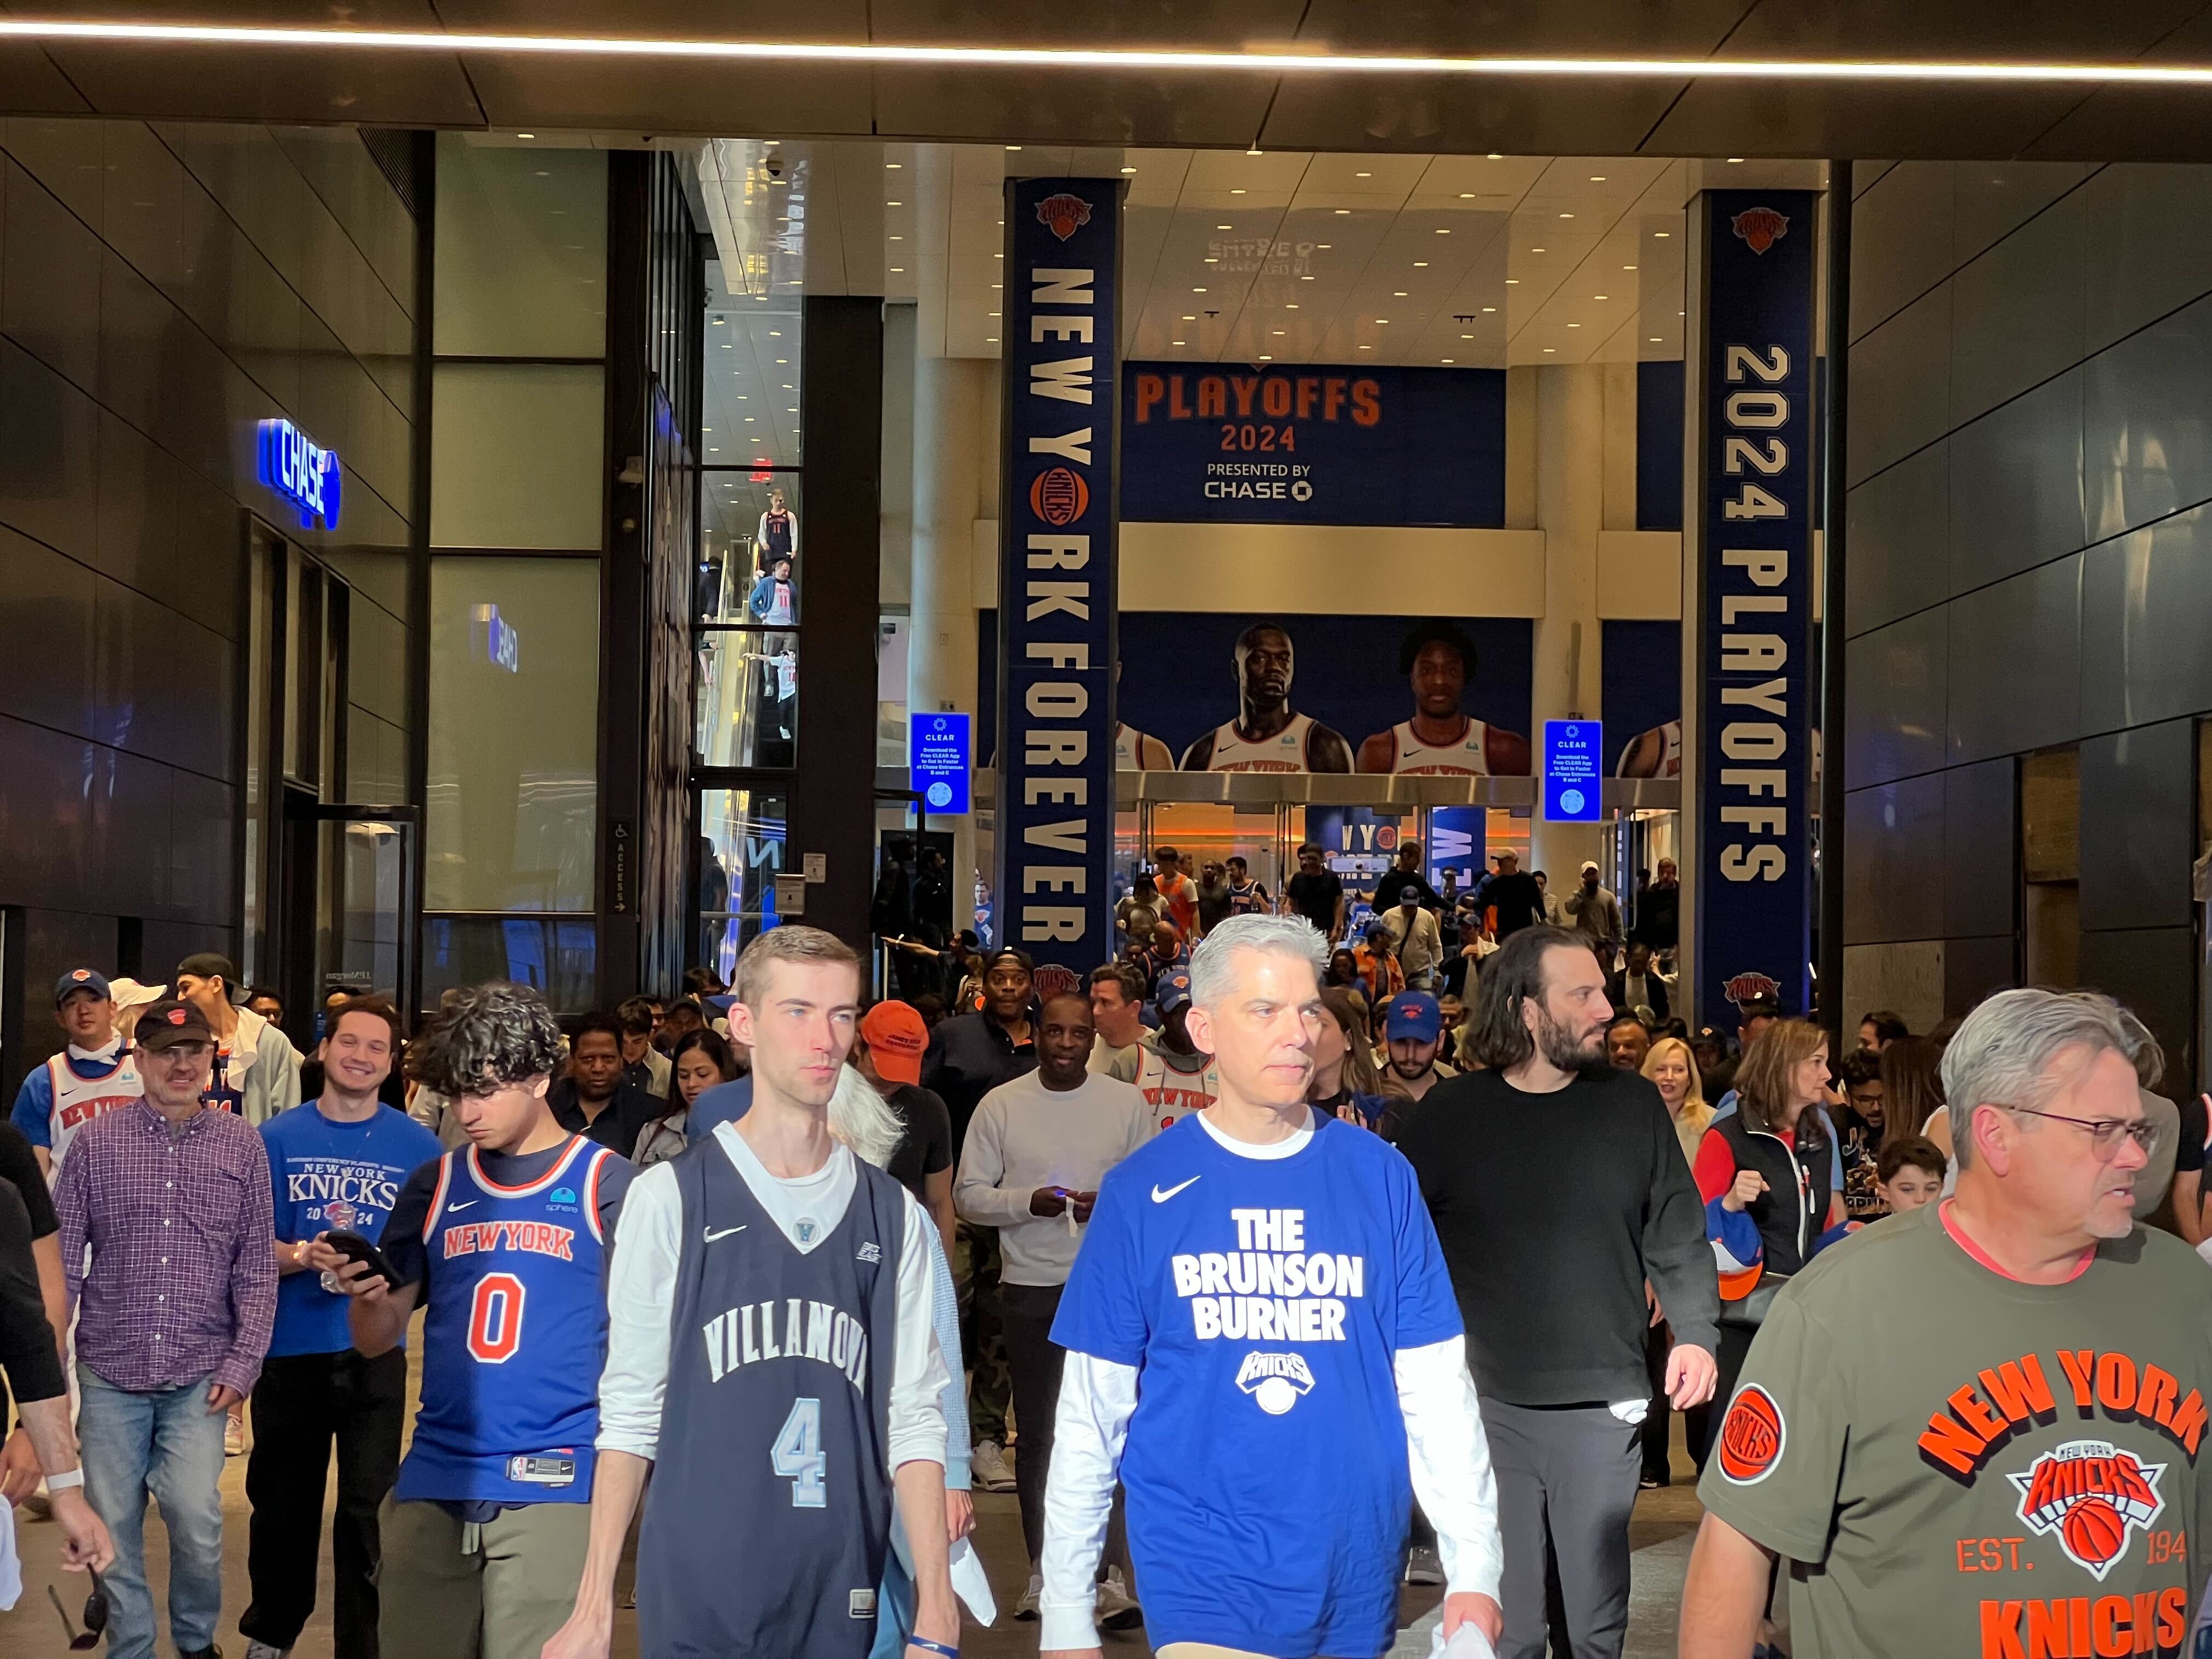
0,891,2208,1659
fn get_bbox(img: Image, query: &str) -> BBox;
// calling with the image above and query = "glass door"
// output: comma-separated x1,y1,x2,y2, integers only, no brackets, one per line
280,800,420,1034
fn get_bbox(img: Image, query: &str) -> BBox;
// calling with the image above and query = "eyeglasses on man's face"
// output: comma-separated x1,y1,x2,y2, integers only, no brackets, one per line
2004,1106,2162,1163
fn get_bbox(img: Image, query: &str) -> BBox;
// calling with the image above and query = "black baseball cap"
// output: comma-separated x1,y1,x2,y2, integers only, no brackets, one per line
135,997,214,1051
175,952,238,988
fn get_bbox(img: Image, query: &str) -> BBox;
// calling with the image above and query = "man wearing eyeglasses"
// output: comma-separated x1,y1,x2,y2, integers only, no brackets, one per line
1680,989,2212,1659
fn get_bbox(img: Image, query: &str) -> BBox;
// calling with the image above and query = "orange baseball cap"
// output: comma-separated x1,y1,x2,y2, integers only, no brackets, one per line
859,1001,928,1086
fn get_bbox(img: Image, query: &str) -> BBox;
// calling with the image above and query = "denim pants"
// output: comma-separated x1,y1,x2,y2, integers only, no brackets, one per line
78,1364,229,1659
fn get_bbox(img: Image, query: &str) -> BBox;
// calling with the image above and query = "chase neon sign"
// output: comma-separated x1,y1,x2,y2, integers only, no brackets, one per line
256,419,342,530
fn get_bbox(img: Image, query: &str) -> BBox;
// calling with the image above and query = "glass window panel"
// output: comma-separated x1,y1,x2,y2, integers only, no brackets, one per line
698,471,803,619
697,789,787,979
705,258,801,466
426,556,600,911
434,137,608,358
424,916,598,1014
432,363,606,549
696,629,797,770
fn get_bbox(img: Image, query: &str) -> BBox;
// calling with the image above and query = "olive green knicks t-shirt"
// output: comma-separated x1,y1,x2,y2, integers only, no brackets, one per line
1698,1201,2212,1659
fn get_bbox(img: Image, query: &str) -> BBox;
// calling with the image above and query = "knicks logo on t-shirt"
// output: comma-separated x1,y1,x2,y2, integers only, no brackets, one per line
2008,1440,2166,1581
1718,1384,1785,1485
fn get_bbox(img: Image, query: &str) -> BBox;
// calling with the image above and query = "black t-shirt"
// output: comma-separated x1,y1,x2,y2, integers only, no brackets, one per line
548,1077,661,1160
1286,870,1344,936
0,1178,63,1422
1373,868,1440,913
884,1083,953,1203
379,1138,635,1305
0,1123,55,1238
2179,1093,2208,1176
1481,870,1545,936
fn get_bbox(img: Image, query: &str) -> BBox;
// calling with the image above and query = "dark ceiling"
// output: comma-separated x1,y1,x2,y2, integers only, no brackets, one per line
7,0,2212,158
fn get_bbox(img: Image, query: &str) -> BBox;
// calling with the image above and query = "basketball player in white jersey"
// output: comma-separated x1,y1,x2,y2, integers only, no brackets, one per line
1357,621,1531,777
1115,724,1173,771
1180,622,1353,773
1615,719,1683,778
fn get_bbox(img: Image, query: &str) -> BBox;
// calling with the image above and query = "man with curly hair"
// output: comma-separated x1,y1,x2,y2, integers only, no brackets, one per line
329,981,635,1659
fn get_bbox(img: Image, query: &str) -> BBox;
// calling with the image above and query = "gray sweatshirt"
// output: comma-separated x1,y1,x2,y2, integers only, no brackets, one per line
954,1069,1153,1285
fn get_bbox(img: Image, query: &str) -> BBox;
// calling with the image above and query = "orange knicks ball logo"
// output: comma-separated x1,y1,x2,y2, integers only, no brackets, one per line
1030,465,1088,527
1718,1385,1786,1485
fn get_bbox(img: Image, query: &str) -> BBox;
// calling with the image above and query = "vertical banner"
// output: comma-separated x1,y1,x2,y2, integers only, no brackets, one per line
994,178,1122,969
1695,189,1816,1029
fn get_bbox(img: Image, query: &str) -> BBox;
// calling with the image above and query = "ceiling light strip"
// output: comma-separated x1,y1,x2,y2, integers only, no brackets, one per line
1,20,2210,84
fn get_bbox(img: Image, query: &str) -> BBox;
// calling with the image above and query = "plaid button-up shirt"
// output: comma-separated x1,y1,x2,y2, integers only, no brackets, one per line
57,1097,276,1396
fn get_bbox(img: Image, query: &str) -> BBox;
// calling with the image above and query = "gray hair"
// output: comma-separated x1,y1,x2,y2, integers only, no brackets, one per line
829,1062,905,1170
1943,989,2158,1169
1188,913,1327,1011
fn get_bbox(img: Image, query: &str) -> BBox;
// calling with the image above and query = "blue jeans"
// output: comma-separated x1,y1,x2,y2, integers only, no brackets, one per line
78,1365,229,1659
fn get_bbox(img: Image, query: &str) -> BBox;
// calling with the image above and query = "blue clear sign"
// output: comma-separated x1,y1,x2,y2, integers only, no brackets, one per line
909,712,972,816
1543,720,1604,822
256,418,342,530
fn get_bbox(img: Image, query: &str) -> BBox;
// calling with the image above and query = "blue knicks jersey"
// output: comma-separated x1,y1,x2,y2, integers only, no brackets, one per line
394,1137,617,1506
1052,1115,1463,1658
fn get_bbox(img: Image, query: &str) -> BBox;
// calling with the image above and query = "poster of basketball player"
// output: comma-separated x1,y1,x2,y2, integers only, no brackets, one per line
1354,620,1531,776
978,612,1534,777
1178,621,1355,772
1602,619,1683,778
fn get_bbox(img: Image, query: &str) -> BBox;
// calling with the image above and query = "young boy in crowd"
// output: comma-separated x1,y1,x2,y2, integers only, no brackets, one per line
1874,1135,1945,1214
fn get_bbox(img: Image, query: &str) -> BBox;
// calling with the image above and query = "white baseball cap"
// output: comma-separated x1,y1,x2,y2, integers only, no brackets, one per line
106,977,167,1009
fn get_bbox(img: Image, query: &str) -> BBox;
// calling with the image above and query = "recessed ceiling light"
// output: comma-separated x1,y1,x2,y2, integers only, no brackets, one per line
1376,317,1390,323
991,282,1002,288
1204,256,1218,262
1459,191,1476,198
886,161,901,168
720,342,731,349
988,310,1000,317
1217,223,1232,229
1482,306,1496,313
889,234,902,240
1232,188,1246,194
1247,148,1262,155
1623,263,1638,270
1006,144,1022,150
890,266,904,272
712,317,725,325
1532,247,1545,253
1594,294,1608,300
1121,165,1136,173
1300,274,1313,280
1435,228,1450,234
1567,322,1581,328
1359,343,1373,349
994,252,1003,258
1272,329,1285,335
1505,278,1519,284
1559,212,1574,218
1182,313,1195,320
986,336,998,342
1355,170,1371,178
1285,303,1299,309
1335,208,1350,215
1194,286,1207,292
516,132,534,138
1589,174,1606,182
1317,244,1331,249
886,200,902,206
1172,339,1186,345
1650,336,1663,341
1413,261,1428,267
1544,347,1556,353
1441,357,1453,363
1727,156,1743,163
1461,332,1473,338
1393,290,1408,296
1487,153,1504,161
1655,230,1671,237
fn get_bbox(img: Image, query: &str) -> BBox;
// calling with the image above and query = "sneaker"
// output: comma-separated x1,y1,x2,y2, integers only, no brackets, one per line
180,1648,224,1659
224,1415,246,1457
1015,1571,1042,1620
972,1440,1017,1493
243,1644,289,1659
1096,1566,1143,1631
1404,1544,1444,1585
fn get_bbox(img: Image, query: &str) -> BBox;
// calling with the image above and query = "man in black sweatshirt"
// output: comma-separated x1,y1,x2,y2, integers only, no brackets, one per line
1397,924,1718,1659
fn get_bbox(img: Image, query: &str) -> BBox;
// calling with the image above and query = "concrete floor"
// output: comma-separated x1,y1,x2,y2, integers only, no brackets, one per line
6,1388,1712,1658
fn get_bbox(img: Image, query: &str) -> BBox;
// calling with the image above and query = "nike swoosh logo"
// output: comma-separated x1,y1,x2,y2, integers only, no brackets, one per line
703,1224,747,1243
445,1200,477,1212
1151,1177,1200,1204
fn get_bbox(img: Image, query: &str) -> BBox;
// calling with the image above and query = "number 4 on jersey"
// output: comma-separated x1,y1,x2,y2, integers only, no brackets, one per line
772,1396,828,1507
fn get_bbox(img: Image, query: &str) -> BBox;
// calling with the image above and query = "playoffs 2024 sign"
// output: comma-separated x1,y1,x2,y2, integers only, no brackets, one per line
1121,363,1505,527
1695,192,1816,1028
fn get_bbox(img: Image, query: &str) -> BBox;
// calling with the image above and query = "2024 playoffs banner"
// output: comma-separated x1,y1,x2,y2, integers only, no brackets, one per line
1121,362,1506,527
1694,191,1817,1029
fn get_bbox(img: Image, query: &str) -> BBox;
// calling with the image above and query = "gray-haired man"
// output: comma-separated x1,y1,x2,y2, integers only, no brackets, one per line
1681,989,2212,1659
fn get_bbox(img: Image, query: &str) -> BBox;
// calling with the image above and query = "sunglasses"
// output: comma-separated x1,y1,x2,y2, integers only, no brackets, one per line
48,1569,109,1649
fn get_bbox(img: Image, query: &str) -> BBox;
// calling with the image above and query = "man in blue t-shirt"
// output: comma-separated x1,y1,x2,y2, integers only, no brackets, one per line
241,996,439,1659
1040,913,1505,1659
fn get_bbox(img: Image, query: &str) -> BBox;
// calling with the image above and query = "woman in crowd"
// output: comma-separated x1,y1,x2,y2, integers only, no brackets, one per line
1877,1034,1947,1151
633,1029,742,1167
1641,1035,1712,1170
1310,989,1389,1131
1639,1034,1714,1485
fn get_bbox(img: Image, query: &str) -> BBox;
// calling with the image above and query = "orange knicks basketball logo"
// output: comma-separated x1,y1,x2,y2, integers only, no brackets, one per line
1718,1385,1786,1485
1030,465,1088,526
1035,192,1092,242
1731,206,1790,255
2008,1440,2166,1581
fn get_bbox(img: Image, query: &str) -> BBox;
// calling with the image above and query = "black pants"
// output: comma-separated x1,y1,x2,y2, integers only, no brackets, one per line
1641,1321,1713,1481
241,1347,408,1659
1705,1320,1759,1465
1000,1279,1066,1566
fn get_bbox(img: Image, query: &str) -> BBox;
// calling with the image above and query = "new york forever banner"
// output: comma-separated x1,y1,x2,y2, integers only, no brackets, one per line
1695,190,1816,1029
993,178,1122,970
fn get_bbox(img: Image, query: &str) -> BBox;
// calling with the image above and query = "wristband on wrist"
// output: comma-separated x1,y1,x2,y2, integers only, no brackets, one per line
906,1640,958,1659
46,1466,83,1491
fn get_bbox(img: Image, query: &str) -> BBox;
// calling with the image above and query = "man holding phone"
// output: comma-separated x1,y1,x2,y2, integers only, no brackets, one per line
242,995,439,1659
955,993,1152,1621
333,983,633,1659
57,995,276,1659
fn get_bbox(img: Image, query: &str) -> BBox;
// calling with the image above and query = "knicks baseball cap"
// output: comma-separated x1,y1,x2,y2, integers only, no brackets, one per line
54,968,111,1006
1386,991,1442,1044
859,1001,928,1086
1155,968,1193,1014
134,997,213,1051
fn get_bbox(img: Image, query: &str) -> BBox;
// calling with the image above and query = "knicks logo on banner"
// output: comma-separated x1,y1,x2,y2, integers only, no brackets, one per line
1732,206,1790,255
2008,1440,2166,1581
1030,465,1088,526
1036,192,1092,241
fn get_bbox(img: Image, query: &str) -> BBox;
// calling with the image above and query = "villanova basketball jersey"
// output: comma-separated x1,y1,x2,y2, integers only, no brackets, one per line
393,1137,617,1506
637,1140,905,1659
